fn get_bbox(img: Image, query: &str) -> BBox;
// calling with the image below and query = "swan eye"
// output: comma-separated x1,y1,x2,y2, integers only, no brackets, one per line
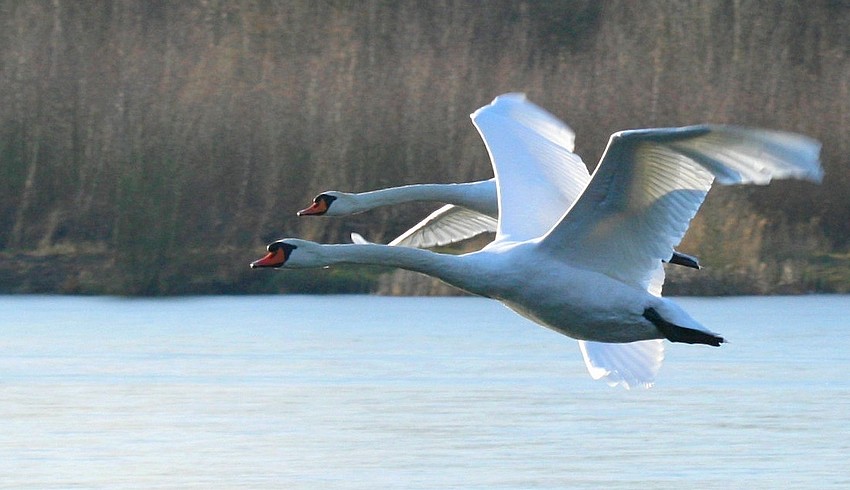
280,243,297,260
265,242,297,258
318,194,337,206
267,241,292,252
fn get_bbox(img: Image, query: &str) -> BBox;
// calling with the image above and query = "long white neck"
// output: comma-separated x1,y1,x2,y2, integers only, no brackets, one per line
309,242,483,295
349,180,497,216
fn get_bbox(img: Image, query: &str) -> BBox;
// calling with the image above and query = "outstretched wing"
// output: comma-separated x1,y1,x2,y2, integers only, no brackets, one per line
578,339,665,389
388,205,497,248
541,125,822,291
470,93,591,243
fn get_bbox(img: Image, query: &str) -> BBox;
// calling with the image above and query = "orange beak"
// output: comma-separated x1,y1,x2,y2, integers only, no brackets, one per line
297,200,328,216
250,249,287,268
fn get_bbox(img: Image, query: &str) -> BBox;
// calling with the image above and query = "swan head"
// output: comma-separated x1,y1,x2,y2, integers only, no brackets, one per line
250,239,325,269
297,191,357,216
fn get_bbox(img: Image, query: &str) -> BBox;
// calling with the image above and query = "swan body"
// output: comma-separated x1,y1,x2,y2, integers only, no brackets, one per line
258,94,822,388
254,238,706,345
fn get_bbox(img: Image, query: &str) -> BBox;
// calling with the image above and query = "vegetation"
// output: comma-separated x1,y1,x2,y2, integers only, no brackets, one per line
1,1,848,295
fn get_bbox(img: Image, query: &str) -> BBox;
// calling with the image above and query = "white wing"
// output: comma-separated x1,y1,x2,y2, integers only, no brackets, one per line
470,95,671,388
541,125,822,291
470,93,591,242
389,204,497,248
578,339,665,389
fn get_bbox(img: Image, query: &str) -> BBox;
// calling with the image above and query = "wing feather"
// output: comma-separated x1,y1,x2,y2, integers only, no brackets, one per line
579,340,665,389
542,125,822,291
470,94,591,243
389,205,497,248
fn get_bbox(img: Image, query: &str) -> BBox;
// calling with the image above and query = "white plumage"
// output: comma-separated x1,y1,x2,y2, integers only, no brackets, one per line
257,93,822,388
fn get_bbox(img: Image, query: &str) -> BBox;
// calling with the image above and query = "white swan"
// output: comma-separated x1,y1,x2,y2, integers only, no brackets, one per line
299,96,700,269
257,94,822,388
299,180,499,248
296,94,576,247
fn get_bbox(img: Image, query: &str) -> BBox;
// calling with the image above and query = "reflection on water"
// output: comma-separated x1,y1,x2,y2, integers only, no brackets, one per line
1,295,849,489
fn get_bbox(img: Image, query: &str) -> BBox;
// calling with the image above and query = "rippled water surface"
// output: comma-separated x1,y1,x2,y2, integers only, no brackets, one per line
1,295,848,489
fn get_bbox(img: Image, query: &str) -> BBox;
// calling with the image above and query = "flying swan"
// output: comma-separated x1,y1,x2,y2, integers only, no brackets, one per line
298,179,499,248
254,94,822,388
297,98,700,269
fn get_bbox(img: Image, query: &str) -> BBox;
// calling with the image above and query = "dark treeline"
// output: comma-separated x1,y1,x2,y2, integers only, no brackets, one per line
1,0,849,295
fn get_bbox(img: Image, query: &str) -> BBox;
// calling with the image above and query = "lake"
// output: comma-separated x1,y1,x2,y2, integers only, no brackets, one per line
1,295,848,489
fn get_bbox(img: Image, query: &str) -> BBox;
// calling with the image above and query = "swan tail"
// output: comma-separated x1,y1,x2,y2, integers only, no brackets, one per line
667,251,701,269
643,307,725,346
579,340,665,389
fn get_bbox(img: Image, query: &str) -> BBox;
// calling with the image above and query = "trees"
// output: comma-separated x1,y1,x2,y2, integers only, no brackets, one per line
0,1,847,294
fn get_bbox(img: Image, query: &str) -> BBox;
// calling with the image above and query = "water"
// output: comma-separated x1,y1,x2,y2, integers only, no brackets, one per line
1,295,848,489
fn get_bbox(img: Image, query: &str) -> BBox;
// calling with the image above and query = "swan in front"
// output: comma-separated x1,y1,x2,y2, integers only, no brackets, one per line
255,94,822,388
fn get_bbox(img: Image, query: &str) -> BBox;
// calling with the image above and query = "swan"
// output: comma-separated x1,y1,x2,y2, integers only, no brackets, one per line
255,94,822,388
299,182,499,248
299,97,700,269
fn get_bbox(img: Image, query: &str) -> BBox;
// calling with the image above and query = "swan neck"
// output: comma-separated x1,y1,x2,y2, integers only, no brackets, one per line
353,182,490,213
320,243,471,290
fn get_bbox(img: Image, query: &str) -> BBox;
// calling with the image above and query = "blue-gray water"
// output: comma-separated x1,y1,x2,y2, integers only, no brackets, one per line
1,295,848,489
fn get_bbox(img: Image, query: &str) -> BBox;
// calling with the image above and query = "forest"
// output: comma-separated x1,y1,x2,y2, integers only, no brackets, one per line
1,0,849,295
